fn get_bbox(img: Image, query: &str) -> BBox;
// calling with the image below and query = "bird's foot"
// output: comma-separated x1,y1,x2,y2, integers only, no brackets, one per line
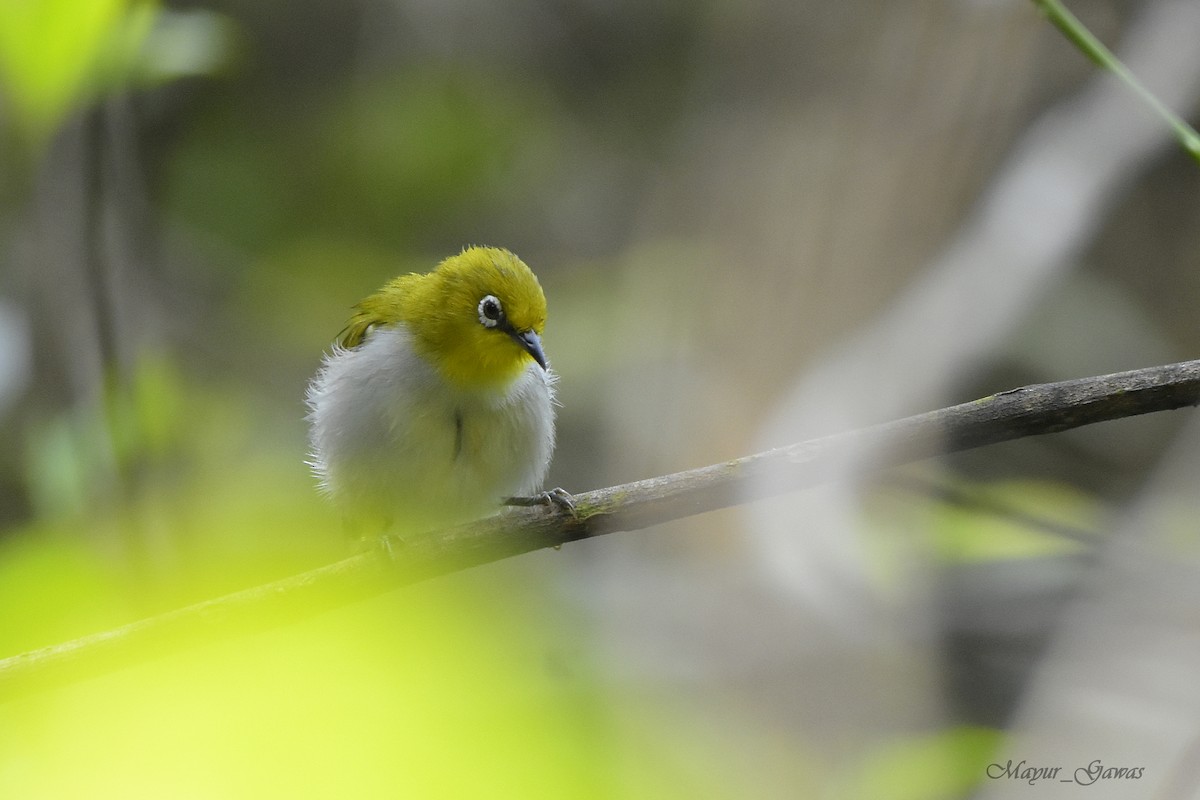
375,533,409,562
505,487,577,516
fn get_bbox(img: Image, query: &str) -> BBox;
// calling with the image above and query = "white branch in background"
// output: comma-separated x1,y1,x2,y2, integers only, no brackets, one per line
750,0,1200,612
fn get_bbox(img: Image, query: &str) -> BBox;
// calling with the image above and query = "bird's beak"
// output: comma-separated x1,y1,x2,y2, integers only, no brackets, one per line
511,329,548,371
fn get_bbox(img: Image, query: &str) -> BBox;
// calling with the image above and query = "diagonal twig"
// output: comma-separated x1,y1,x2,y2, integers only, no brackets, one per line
2,359,1199,700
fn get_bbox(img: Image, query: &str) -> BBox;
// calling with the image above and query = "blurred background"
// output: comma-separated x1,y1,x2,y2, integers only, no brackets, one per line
2,0,1200,797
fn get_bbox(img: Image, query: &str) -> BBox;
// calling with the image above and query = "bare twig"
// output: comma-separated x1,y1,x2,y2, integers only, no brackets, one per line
2,359,1199,699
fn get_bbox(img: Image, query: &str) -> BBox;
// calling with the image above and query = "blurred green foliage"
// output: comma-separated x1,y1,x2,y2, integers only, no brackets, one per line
0,555,747,799
23,355,184,522
0,0,233,145
926,479,1097,563
864,472,1100,573
11,352,341,645
842,726,1001,800
166,67,556,255
0,0,154,141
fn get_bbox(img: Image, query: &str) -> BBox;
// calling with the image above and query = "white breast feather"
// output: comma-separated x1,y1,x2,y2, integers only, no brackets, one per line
306,325,555,533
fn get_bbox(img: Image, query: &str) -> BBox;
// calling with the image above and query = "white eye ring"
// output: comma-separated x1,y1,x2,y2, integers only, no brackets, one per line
478,295,503,328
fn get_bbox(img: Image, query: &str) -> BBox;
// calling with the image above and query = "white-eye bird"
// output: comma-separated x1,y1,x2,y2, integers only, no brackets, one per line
306,246,558,536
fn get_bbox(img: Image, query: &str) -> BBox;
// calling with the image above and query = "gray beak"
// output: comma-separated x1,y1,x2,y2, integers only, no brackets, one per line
511,329,548,371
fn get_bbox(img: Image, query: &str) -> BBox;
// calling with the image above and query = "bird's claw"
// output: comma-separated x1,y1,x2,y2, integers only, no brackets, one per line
506,487,577,517
376,533,408,562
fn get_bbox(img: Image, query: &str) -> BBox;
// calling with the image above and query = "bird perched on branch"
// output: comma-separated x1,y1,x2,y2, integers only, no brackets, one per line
306,246,564,538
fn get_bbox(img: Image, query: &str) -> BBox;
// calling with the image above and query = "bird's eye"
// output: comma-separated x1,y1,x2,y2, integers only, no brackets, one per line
478,295,503,328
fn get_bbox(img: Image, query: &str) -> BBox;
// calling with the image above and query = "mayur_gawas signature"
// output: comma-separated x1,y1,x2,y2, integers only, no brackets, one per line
987,759,1144,786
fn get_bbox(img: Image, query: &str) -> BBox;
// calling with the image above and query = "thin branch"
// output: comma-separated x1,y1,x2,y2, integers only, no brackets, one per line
3,359,1200,699
1031,0,1200,163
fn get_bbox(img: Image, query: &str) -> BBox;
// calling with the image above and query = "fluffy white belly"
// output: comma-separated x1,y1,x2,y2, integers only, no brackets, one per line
307,325,555,533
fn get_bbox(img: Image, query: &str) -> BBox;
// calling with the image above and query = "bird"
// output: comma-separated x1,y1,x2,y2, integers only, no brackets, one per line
305,246,562,539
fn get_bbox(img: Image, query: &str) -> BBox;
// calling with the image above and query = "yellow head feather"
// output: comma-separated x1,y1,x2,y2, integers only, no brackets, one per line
340,246,548,390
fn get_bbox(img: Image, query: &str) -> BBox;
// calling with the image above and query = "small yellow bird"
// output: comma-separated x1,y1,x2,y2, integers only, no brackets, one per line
306,246,560,537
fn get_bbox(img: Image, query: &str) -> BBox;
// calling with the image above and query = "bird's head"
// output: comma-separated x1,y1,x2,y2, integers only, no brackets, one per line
340,246,549,390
